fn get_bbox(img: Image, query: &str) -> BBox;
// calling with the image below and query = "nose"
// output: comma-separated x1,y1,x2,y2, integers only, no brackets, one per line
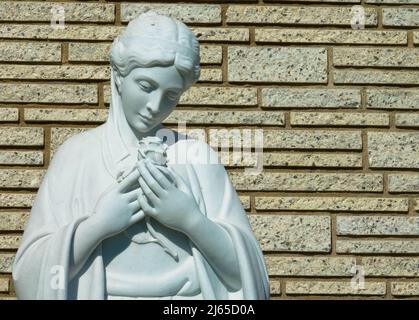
146,91,163,116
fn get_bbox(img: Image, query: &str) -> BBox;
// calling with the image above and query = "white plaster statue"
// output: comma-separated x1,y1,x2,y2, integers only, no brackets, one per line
12,11,270,300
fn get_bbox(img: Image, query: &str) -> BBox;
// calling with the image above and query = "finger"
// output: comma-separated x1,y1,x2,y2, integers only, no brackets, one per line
154,166,178,188
167,167,189,189
144,160,172,190
137,191,155,216
118,167,141,193
166,167,178,182
138,161,166,196
125,188,140,202
128,197,141,212
129,209,145,225
154,165,176,186
139,176,159,207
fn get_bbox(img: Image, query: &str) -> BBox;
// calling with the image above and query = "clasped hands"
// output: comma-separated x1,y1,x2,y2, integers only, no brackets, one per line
91,158,202,240
136,159,202,233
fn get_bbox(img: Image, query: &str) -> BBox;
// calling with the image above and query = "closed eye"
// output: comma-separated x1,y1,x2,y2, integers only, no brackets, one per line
166,91,181,101
137,80,153,92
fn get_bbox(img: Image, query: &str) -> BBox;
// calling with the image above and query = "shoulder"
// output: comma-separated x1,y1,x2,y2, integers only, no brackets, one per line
48,125,104,174
52,126,103,162
41,126,105,202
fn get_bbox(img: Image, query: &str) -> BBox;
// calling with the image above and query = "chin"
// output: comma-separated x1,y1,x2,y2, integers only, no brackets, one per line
130,121,157,134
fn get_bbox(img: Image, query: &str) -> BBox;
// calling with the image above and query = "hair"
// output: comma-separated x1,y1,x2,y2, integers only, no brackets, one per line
109,11,200,91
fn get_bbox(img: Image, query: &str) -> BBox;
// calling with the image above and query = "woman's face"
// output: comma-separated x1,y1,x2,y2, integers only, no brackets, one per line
118,65,184,133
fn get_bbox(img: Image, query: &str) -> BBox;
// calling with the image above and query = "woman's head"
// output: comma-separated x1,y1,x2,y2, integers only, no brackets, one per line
110,11,200,89
109,11,200,134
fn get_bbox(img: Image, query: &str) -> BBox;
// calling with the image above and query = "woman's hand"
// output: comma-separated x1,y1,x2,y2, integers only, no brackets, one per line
90,167,145,239
136,159,202,234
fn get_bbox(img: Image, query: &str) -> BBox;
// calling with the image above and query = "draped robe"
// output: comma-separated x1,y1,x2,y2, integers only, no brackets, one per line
12,72,270,300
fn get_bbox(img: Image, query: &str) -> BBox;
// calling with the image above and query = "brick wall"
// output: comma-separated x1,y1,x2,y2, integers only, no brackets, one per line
0,0,418,300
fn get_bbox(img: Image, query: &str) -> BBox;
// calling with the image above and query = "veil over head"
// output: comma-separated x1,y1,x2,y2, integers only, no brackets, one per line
108,10,200,151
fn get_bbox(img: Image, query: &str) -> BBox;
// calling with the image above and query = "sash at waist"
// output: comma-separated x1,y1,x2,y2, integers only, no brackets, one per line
107,292,203,300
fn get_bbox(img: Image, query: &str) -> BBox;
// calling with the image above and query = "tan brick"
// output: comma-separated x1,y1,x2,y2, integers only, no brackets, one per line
266,256,356,276
337,240,419,254
334,47,419,68
291,112,389,127
0,108,19,122
0,41,61,62
0,194,35,208
367,0,419,3
389,174,419,193
0,212,30,230
0,169,45,189
0,24,123,41
362,257,419,277
51,127,89,158
25,108,108,123
335,70,419,85
210,129,362,150
369,132,419,169
268,0,361,2
337,216,419,236
228,172,382,192
391,282,419,296
256,29,406,45
367,89,419,110
396,113,419,128
0,83,97,104
383,8,419,27
121,3,221,24
249,215,331,252
415,32,419,45
0,235,21,249
239,196,250,210
220,150,362,168
68,42,112,62
263,130,362,150
255,196,408,212
0,65,110,80
0,127,43,146
165,110,284,126
228,47,327,83
0,254,14,273
0,277,9,292
0,278,9,293
178,87,257,106
191,27,249,42
200,45,223,65
262,153,362,168
270,280,281,295
199,69,222,82
262,88,360,109
0,151,43,165
286,281,386,296
263,152,362,168
0,2,114,22
227,6,377,26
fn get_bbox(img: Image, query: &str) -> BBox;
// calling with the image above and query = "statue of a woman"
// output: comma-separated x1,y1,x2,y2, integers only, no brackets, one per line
12,11,269,300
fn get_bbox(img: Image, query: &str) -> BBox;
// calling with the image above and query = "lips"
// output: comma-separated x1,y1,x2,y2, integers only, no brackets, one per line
138,113,153,121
